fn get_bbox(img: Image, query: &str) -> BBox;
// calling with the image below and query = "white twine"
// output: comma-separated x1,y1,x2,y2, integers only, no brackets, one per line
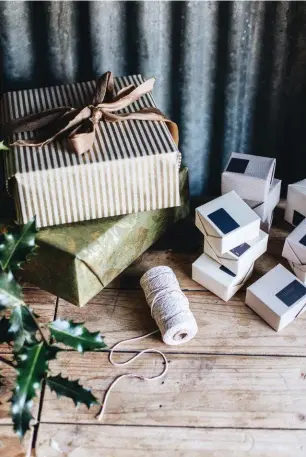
97,265,198,421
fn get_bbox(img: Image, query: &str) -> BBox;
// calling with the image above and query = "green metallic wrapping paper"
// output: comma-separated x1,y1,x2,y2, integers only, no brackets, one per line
22,167,189,306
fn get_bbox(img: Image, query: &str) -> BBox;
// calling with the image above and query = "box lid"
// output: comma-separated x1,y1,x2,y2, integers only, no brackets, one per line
247,264,306,317
196,191,259,239
223,152,276,182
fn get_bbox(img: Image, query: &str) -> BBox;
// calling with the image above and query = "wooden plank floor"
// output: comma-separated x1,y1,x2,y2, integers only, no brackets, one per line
2,206,306,456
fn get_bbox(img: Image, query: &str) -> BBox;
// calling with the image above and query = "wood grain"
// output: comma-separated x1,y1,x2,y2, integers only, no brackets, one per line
0,426,32,457
35,424,306,457
40,351,306,429
56,286,306,356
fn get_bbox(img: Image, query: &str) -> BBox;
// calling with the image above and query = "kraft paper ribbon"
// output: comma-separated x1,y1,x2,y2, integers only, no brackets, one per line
2,71,179,156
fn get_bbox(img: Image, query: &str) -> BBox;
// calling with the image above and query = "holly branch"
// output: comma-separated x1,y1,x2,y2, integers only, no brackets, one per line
0,217,106,439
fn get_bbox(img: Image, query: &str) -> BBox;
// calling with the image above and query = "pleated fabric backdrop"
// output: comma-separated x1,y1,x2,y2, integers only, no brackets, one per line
1,1,306,196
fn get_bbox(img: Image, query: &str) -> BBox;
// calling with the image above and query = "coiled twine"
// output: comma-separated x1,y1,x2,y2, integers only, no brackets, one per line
140,266,198,345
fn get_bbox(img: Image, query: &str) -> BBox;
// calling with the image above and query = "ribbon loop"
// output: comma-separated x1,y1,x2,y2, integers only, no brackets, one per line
2,72,179,155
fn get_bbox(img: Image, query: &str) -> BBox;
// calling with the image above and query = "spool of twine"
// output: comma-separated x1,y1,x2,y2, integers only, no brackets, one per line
97,266,198,421
140,266,198,345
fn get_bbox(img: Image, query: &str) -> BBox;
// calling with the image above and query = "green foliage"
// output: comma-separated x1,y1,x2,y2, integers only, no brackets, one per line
0,218,38,273
0,270,23,309
49,319,106,352
46,374,98,408
0,220,106,440
0,141,9,151
11,342,59,438
10,306,38,351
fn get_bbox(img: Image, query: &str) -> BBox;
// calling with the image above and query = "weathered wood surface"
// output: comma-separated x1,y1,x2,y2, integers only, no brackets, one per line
4,204,306,455
40,351,306,429
56,287,306,356
35,424,306,457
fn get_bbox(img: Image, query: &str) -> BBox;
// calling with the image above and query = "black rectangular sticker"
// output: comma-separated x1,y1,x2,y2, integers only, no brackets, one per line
299,234,306,247
226,158,249,174
293,210,305,227
231,243,250,257
207,208,239,234
219,265,236,277
276,280,306,307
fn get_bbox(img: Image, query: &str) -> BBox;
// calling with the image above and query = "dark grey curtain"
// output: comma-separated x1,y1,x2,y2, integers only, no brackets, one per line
1,1,306,196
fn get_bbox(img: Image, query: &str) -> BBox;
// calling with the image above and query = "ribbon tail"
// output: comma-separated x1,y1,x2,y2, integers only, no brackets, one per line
103,109,179,146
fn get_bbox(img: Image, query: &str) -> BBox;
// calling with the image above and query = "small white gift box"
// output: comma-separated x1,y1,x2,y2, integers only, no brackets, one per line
245,179,281,221
285,179,306,226
282,219,306,283
195,191,260,254
204,229,268,276
192,253,254,302
222,152,276,201
246,264,306,331
260,209,274,234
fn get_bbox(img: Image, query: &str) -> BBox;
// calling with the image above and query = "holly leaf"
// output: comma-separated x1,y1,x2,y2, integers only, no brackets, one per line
11,342,59,439
49,320,106,352
0,218,38,273
0,141,9,151
46,374,98,408
0,270,24,309
10,306,38,351
0,317,14,345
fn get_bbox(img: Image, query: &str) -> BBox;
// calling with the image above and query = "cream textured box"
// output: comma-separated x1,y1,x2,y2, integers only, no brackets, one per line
192,253,254,302
0,75,181,228
204,229,268,276
195,191,260,254
222,152,276,201
285,179,306,226
246,264,306,331
245,179,281,221
282,219,306,283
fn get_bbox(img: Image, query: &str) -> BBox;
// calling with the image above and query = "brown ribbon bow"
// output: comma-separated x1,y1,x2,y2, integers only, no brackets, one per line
2,71,179,156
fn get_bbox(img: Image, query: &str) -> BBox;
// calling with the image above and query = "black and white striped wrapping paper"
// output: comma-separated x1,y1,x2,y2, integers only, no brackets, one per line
1,75,181,228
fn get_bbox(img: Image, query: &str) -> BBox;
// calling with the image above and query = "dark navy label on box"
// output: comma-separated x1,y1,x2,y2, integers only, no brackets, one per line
276,280,306,307
293,210,305,227
300,234,306,247
226,158,249,174
219,265,236,277
231,243,250,257
207,208,239,234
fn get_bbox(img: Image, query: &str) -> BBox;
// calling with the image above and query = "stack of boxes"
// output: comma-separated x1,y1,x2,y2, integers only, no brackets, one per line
221,153,281,233
192,190,268,301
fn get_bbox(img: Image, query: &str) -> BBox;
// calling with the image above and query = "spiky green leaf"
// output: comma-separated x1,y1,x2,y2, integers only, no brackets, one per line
0,141,9,151
0,317,14,345
11,342,59,439
0,218,38,273
46,374,98,408
49,320,106,353
10,306,38,351
0,270,23,309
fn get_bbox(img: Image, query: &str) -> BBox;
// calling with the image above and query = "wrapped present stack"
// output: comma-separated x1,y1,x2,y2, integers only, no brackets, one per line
221,153,281,233
0,71,189,306
192,190,268,301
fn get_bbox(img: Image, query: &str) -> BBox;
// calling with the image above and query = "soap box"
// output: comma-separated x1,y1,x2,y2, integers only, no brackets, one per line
285,179,306,226
261,209,274,233
221,152,276,202
245,179,281,221
282,219,306,283
195,191,260,254
204,229,268,276
192,253,254,302
245,264,306,331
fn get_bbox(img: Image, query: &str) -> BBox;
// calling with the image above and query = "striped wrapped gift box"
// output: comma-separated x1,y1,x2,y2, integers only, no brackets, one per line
0,75,181,228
